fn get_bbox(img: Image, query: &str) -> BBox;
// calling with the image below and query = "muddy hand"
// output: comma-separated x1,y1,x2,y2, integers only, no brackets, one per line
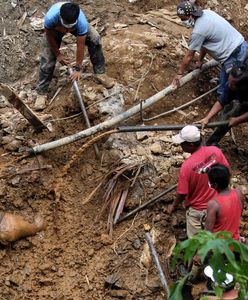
171,74,183,88
166,204,175,215
57,54,70,66
195,117,209,129
229,117,240,127
195,60,203,69
70,70,81,81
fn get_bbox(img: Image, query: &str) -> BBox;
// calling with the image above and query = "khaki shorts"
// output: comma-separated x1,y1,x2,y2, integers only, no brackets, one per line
186,207,206,239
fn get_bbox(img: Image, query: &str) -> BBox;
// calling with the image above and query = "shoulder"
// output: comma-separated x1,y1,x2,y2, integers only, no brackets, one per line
76,8,88,34
208,198,219,209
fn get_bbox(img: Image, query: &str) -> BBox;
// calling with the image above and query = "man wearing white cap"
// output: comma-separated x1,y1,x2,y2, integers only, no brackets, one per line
167,125,229,238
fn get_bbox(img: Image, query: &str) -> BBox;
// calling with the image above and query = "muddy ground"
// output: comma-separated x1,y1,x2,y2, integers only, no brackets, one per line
1,0,248,299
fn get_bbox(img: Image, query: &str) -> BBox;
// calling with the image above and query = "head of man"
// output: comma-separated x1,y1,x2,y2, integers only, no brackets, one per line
177,1,203,27
228,65,248,91
208,163,230,191
60,2,80,29
172,125,202,153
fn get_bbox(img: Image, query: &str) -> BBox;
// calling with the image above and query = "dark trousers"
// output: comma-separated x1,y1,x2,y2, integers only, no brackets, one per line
206,101,247,146
37,25,105,94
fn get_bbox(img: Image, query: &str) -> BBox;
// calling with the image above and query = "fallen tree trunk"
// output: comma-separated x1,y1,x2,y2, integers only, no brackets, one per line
28,59,219,154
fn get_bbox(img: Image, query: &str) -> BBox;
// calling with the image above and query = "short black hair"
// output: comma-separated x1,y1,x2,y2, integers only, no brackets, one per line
229,65,248,89
60,3,80,24
208,163,230,190
182,137,202,148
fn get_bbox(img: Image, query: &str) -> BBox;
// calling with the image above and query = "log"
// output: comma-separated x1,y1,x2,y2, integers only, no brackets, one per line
28,59,219,154
0,83,48,131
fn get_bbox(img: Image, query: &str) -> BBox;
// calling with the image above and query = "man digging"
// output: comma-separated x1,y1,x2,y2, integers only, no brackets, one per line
36,2,114,109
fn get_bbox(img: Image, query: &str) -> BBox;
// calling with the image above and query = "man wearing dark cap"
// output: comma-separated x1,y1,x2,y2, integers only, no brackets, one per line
172,1,248,103
36,2,114,108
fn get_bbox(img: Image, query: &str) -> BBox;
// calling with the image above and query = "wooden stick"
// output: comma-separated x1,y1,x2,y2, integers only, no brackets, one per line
0,83,48,131
117,184,177,223
0,165,52,179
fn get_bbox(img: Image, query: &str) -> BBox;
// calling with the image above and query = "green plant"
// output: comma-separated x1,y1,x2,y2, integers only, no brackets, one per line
169,231,248,300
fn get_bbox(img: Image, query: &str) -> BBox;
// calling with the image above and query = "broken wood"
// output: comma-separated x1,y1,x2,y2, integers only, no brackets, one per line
117,184,177,223
144,225,170,296
0,165,52,179
0,83,48,131
28,59,219,154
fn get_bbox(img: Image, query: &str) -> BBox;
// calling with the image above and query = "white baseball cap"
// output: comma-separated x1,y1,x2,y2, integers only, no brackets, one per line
172,125,201,144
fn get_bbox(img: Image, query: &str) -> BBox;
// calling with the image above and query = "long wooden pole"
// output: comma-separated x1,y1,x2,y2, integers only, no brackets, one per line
28,60,219,154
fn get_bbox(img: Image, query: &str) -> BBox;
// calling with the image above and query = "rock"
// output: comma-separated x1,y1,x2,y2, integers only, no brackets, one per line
150,142,162,154
1,136,14,144
34,95,46,110
146,277,161,291
18,91,27,100
9,272,23,286
108,289,129,298
245,4,248,10
5,140,22,151
11,176,21,186
136,131,148,141
0,184,7,198
100,234,113,245
88,248,95,257
132,238,141,250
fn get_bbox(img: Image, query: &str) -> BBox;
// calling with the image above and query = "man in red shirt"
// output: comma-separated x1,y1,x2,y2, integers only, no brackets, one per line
205,164,243,241
167,125,229,238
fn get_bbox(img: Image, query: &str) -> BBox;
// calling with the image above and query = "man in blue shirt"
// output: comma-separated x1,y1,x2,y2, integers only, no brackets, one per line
36,2,113,102
198,65,248,146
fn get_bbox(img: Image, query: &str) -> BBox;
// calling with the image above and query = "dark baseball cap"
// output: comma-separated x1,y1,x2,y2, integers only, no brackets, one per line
177,1,203,17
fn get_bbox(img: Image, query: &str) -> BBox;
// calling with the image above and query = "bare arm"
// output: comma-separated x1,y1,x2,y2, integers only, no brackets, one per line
167,194,187,214
198,101,223,126
178,49,196,74
198,48,207,63
171,49,196,87
205,199,219,232
75,35,86,68
45,28,61,57
70,35,87,81
229,112,248,127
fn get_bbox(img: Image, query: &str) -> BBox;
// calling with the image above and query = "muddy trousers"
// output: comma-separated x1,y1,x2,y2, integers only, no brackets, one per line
206,101,248,146
37,25,105,94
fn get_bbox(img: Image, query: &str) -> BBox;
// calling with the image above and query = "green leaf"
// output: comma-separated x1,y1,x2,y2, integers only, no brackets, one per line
169,275,189,300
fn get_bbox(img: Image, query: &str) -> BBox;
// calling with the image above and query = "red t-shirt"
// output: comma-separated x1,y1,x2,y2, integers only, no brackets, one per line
212,189,241,241
177,146,229,210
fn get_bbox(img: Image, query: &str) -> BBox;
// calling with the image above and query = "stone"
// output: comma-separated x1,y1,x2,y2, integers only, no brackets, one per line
0,184,7,198
136,131,148,141
5,140,22,151
34,95,47,110
1,136,14,144
18,91,27,100
9,272,23,286
100,234,113,245
150,142,162,154
132,238,141,250
108,289,129,298
245,4,248,10
11,176,21,186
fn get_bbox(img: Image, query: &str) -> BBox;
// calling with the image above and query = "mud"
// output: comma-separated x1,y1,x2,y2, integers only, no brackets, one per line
1,0,248,299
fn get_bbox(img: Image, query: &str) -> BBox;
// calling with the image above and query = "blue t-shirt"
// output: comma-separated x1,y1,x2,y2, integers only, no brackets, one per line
44,2,88,36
